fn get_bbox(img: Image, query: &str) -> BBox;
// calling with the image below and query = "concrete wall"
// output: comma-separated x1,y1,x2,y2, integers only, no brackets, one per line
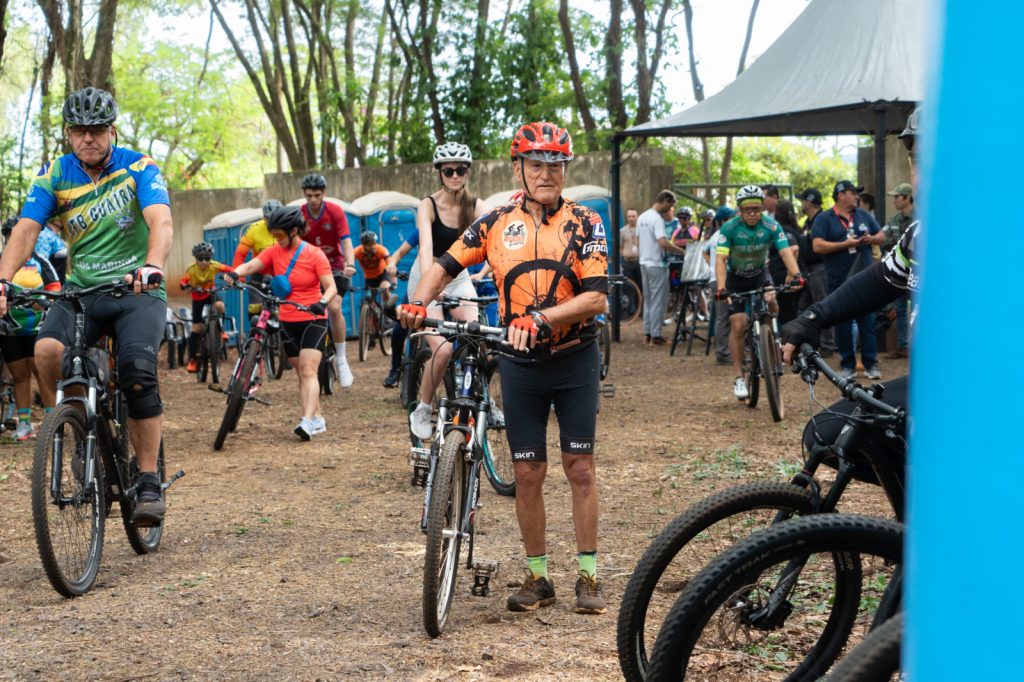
167,188,262,299
264,148,675,220
165,148,677,299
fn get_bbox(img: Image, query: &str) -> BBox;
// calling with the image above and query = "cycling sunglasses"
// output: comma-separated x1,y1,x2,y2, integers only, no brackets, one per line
441,166,469,178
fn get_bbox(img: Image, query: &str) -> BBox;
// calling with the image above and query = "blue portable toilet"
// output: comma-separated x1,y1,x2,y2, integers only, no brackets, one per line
287,197,361,338
352,191,421,304
202,207,262,338
564,185,622,235
484,189,520,210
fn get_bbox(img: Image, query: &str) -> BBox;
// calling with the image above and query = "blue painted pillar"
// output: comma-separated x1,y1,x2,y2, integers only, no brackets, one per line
905,2,1024,678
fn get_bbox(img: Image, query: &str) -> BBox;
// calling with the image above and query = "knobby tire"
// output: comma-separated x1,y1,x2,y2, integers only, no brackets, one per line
482,358,514,496
214,342,258,450
760,319,784,421
422,436,466,637
743,326,760,408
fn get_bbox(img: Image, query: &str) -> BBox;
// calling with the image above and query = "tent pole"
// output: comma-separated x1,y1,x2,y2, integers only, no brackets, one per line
874,108,887,225
610,134,623,343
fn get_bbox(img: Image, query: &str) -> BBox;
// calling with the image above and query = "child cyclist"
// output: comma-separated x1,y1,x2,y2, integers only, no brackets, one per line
180,241,231,373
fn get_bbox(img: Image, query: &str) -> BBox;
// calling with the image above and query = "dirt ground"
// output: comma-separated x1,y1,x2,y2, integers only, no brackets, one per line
0,322,905,681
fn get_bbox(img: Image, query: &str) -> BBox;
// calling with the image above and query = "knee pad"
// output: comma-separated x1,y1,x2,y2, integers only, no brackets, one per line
118,349,163,419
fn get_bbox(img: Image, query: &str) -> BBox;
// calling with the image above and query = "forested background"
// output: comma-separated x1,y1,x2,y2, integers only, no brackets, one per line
0,0,852,216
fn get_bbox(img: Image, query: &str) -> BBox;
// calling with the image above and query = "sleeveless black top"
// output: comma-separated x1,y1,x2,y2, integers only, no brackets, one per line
427,196,462,257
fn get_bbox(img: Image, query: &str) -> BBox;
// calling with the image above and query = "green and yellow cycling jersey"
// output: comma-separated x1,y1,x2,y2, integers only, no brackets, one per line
715,215,790,277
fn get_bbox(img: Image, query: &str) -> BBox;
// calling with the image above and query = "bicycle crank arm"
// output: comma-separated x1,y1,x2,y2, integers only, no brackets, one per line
207,385,229,395
247,395,273,406
162,469,186,492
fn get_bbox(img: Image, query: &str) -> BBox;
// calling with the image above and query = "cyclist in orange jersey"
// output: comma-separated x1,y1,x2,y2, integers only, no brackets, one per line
399,122,609,616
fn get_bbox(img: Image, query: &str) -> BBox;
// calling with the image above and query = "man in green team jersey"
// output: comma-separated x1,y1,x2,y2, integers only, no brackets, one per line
715,185,803,400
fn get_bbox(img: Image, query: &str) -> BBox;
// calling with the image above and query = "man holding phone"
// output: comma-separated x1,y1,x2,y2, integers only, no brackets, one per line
810,180,884,379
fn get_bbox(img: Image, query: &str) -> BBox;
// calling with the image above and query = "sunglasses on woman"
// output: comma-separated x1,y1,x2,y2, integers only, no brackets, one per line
441,166,469,178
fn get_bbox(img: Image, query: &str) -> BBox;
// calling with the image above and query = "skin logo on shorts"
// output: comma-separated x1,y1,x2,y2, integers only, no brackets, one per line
502,221,528,250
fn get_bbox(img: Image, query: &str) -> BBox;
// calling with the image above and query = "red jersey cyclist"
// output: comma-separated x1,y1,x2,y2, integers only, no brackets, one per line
225,205,336,441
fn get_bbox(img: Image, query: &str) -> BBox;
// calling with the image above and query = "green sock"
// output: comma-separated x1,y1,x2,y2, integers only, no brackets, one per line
578,551,597,579
526,554,548,579
17,409,30,423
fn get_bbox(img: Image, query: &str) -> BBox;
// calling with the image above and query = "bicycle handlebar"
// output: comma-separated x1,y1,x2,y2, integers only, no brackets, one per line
228,280,313,313
721,282,801,298
795,343,903,420
383,295,507,344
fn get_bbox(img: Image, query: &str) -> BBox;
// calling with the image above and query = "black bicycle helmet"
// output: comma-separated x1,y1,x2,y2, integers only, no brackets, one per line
62,87,118,126
360,231,377,247
262,199,283,219
301,173,327,190
267,205,305,233
1,216,16,238
192,241,214,259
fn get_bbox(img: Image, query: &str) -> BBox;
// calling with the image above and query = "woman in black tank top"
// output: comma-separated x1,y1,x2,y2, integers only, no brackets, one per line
406,143,488,441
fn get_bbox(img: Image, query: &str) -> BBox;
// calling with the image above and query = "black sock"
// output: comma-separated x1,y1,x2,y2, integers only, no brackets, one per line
188,332,200,359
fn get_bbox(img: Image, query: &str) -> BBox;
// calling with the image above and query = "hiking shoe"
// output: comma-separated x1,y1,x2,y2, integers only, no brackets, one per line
733,376,749,400
294,418,312,441
133,473,165,526
838,367,856,380
574,574,607,615
506,571,556,612
336,356,354,388
310,416,326,435
650,336,666,346
864,365,882,380
409,402,433,440
383,368,400,388
489,405,505,429
885,348,909,359
186,359,197,373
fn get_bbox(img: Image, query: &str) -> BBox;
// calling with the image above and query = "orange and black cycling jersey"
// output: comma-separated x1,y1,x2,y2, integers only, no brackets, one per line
440,197,608,361
354,243,389,280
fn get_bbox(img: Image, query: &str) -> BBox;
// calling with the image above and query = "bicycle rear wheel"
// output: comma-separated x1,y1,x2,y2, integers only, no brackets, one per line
646,514,904,682
828,613,903,682
482,358,514,496
616,482,818,682
743,326,760,408
32,404,105,597
378,312,394,356
197,330,209,383
423,435,467,637
266,329,285,380
759,318,784,421
357,301,370,362
120,417,166,554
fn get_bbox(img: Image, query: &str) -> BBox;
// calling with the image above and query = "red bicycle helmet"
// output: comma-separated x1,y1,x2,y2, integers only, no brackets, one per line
509,122,574,163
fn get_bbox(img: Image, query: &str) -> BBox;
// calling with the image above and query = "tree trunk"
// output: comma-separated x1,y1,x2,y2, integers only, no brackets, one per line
629,0,674,125
464,0,490,146
682,0,711,187
719,0,759,203
605,0,626,130
557,0,597,147
360,11,388,161
39,36,57,163
0,0,9,67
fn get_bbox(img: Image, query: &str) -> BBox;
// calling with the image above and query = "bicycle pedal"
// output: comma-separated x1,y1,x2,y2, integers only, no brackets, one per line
250,396,272,406
408,447,431,468
471,559,499,597
207,385,228,395
599,383,616,398
162,469,186,491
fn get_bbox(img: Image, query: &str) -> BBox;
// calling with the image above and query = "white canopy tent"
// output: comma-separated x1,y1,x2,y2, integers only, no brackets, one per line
608,0,925,335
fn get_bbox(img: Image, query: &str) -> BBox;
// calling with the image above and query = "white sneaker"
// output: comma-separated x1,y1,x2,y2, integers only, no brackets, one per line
9,421,35,441
294,418,312,441
409,402,433,440
310,416,326,435
838,367,856,380
864,365,882,380
733,377,749,400
336,356,354,388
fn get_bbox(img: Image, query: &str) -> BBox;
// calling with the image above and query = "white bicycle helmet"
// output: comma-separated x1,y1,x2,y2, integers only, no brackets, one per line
736,184,765,205
433,142,473,168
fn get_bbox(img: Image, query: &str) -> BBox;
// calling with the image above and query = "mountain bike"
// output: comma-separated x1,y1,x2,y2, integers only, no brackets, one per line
616,344,906,682
213,281,310,450
318,324,338,395
400,310,508,637
828,612,902,682
403,294,513,497
670,279,712,357
183,286,224,385
357,284,394,362
16,282,184,597
725,282,797,422
645,513,904,681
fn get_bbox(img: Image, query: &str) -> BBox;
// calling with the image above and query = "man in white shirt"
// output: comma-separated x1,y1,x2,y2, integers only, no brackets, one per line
637,190,686,345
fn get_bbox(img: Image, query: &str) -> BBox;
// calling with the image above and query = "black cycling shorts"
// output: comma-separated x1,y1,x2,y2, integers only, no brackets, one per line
497,341,599,462
281,318,329,357
38,292,166,360
332,272,351,296
191,294,218,324
0,334,36,363
726,270,771,317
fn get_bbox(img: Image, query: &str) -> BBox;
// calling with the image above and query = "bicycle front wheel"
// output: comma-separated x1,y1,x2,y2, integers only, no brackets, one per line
358,302,371,362
743,326,760,408
646,514,904,682
208,318,222,385
32,404,106,597
423,435,467,637
759,318,784,421
214,343,258,450
617,481,818,682
482,358,514,496
828,613,903,682
266,329,284,380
